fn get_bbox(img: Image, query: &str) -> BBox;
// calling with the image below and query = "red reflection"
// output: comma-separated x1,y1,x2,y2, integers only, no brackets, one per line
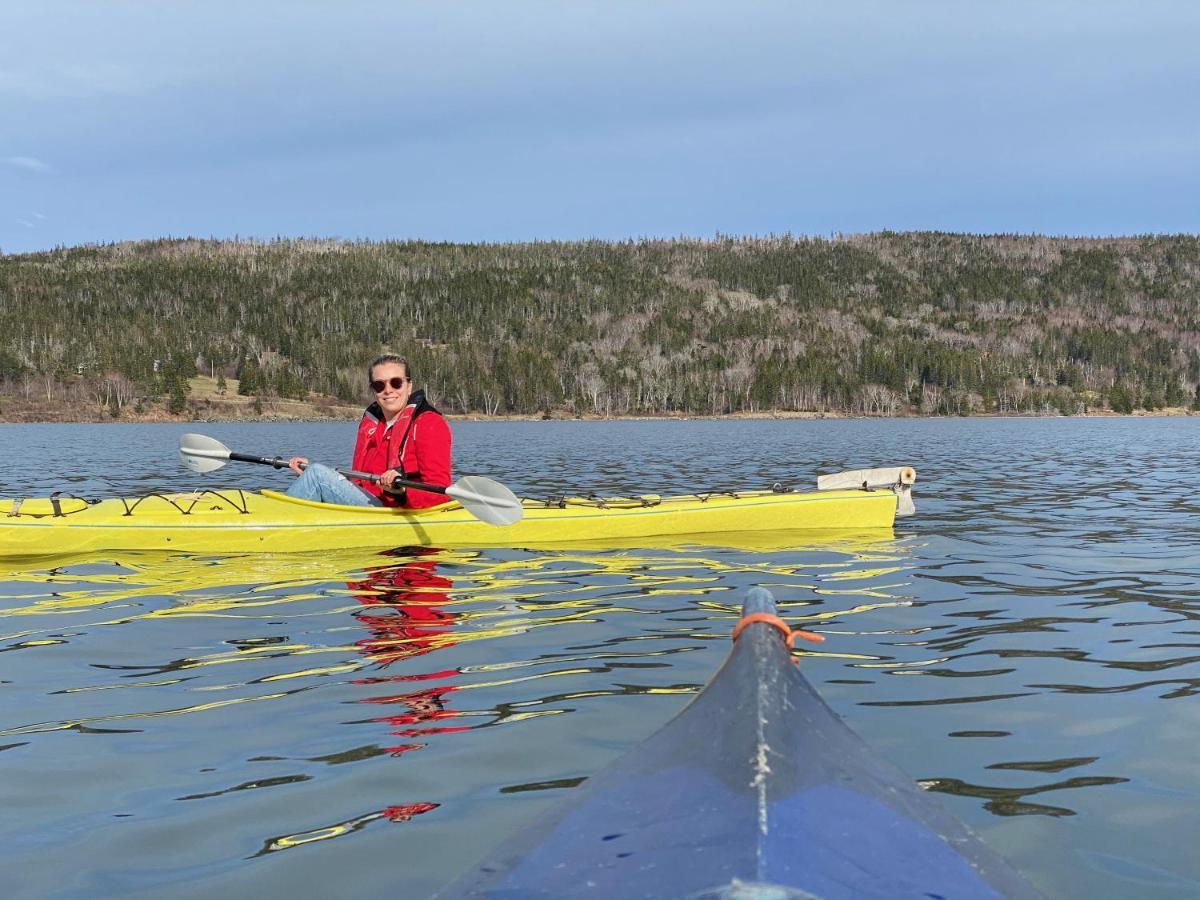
348,548,457,666
382,801,440,823
348,549,468,756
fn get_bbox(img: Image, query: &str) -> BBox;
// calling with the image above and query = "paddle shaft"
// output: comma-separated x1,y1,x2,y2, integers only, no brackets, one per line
341,468,449,497
228,451,290,469
227,450,447,496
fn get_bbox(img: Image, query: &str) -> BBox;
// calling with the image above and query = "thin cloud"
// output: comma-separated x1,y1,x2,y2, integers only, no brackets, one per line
3,156,51,172
17,219,35,228
0,62,152,100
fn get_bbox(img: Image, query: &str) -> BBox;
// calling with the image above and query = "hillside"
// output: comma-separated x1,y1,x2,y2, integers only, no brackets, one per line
2,233,1198,420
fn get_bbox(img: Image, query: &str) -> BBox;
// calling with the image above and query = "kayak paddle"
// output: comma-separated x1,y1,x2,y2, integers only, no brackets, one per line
179,433,523,526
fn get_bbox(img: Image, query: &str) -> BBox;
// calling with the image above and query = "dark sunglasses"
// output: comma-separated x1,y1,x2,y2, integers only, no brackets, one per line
370,376,408,393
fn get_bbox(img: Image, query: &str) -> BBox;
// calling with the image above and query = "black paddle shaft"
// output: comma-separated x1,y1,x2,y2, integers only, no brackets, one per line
339,468,450,496
227,451,449,497
229,451,290,469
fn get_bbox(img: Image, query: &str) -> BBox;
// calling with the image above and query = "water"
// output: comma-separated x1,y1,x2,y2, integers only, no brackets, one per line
2,418,1198,898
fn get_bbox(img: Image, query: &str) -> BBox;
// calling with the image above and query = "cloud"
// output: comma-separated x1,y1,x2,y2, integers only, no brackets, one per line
17,219,35,228
0,62,154,101
3,156,51,172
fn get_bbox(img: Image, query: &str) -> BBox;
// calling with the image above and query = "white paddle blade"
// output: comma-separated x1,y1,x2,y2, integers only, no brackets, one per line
179,433,233,474
446,475,524,526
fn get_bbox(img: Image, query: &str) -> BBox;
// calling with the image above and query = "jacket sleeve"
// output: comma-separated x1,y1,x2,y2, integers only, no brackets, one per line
404,413,453,509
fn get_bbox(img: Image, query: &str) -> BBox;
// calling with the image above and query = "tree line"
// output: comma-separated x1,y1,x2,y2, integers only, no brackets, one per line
1,232,1199,418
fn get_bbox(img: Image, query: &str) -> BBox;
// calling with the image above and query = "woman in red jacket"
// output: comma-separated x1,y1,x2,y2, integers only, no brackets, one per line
285,354,452,507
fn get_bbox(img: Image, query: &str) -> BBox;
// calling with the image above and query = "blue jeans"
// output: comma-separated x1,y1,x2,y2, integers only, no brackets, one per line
285,463,382,506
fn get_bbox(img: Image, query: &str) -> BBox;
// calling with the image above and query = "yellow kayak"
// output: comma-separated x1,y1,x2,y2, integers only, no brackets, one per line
0,481,906,557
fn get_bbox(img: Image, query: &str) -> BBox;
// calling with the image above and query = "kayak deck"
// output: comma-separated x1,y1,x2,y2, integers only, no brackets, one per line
438,588,1043,899
0,485,900,556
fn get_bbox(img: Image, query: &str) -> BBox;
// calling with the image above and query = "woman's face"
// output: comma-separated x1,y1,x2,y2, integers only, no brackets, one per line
369,361,413,419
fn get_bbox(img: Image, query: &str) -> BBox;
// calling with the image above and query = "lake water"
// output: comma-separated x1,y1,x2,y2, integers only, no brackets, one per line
1,418,1198,898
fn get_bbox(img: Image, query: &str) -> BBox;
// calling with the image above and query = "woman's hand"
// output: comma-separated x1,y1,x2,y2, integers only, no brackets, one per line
288,456,309,475
380,469,407,498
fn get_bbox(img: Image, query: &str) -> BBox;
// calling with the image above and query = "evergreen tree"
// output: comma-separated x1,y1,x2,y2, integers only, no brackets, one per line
1109,385,1134,414
168,377,188,414
238,361,261,396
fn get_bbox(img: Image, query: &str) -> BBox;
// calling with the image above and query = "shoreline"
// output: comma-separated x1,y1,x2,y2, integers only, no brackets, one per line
1,407,1195,425
4,376,1193,425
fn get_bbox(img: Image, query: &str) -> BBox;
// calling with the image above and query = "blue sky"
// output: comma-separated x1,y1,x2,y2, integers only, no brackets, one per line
2,1,1198,254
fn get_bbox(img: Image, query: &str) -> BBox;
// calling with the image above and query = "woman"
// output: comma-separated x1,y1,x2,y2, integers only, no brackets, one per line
285,354,452,507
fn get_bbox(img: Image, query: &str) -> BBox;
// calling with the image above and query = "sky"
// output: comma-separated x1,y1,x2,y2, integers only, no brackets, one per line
2,1,1198,254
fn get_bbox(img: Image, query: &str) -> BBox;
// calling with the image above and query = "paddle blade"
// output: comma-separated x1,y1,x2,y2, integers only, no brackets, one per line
179,433,233,474
446,475,524,526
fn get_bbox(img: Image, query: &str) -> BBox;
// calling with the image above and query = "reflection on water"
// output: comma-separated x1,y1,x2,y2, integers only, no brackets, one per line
1,417,1200,899
0,535,922,897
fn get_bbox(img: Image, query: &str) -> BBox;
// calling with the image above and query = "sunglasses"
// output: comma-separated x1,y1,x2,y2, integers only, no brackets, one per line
370,376,408,393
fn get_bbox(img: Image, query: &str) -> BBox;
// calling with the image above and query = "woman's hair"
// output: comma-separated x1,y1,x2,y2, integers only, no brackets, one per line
368,354,411,382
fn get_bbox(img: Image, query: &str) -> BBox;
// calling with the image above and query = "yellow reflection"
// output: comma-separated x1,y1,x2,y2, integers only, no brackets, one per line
0,690,293,737
2,532,918,738
822,566,910,581
255,801,439,856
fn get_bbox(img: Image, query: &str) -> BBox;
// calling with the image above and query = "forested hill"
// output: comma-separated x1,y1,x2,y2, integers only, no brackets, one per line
2,233,1199,420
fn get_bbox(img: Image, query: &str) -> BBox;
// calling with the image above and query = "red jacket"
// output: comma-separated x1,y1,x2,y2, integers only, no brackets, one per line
351,391,452,508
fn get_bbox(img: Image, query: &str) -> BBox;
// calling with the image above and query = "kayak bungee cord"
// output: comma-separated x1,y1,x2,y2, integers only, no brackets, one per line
118,489,253,516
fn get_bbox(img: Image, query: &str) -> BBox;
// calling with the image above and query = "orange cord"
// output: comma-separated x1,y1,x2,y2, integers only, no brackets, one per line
731,612,825,648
